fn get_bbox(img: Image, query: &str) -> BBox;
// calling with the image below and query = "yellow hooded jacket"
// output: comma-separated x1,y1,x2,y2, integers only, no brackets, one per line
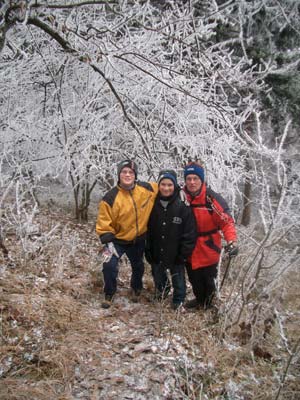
96,181,158,244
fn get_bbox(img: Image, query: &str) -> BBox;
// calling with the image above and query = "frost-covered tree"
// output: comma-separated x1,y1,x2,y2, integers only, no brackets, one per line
1,0,260,220
0,2,299,397
207,0,300,225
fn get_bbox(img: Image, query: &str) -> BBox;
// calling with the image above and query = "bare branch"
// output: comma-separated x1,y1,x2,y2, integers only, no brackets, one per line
27,16,75,52
31,1,118,9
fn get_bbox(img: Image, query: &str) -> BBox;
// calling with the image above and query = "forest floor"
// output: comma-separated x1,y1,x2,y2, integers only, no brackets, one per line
0,209,299,400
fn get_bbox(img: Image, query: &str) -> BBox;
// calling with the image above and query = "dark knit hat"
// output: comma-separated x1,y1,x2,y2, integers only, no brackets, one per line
117,159,138,179
184,163,205,182
158,169,177,186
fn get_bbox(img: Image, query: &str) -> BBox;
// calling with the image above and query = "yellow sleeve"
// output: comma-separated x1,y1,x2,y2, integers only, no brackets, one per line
150,181,158,195
95,200,116,242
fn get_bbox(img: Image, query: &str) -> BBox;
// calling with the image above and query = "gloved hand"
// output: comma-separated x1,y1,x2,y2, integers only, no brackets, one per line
108,242,119,257
225,241,239,257
179,189,190,206
100,242,119,263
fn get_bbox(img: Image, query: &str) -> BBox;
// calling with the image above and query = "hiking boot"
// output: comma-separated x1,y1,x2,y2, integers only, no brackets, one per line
131,289,142,303
172,302,185,312
185,298,200,309
101,294,113,309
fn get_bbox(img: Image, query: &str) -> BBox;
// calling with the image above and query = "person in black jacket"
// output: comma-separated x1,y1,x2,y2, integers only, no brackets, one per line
145,170,197,310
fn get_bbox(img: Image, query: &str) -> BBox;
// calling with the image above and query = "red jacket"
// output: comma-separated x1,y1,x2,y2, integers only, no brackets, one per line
185,183,237,269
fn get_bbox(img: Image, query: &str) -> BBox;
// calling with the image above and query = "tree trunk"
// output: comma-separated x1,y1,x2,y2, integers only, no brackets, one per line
241,159,252,226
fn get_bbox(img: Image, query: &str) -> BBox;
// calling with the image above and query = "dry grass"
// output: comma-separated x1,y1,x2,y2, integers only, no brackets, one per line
1,209,299,399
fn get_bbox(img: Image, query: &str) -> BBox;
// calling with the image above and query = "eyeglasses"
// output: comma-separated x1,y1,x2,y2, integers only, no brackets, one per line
120,169,135,176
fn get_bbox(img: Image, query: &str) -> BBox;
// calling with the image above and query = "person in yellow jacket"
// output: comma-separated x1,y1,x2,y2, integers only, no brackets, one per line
96,159,158,308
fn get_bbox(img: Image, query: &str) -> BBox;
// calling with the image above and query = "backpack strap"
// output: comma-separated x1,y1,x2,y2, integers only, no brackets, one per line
190,194,214,214
197,228,218,236
205,194,214,214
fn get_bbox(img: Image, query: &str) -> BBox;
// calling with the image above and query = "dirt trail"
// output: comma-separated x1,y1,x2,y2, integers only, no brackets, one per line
0,212,211,400
1,212,300,399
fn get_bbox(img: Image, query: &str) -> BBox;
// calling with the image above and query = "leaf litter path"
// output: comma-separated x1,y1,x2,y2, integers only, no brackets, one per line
78,288,201,400
1,211,216,400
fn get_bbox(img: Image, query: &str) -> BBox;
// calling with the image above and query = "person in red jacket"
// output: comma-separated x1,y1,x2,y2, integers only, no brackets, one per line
183,162,238,309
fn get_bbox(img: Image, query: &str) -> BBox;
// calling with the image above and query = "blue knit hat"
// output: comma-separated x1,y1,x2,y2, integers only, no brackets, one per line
184,163,205,182
158,169,177,186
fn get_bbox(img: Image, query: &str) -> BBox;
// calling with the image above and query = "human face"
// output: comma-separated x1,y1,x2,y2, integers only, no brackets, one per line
119,167,135,187
185,174,202,195
159,179,174,197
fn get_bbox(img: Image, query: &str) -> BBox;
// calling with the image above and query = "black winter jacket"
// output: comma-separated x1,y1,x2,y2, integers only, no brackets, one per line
145,190,197,267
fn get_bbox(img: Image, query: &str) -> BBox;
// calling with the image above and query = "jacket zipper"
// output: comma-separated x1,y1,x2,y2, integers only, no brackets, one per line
129,190,139,240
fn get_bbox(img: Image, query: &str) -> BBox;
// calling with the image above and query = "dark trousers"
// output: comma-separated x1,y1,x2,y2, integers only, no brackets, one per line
151,263,186,305
186,263,217,308
102,241,145,296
